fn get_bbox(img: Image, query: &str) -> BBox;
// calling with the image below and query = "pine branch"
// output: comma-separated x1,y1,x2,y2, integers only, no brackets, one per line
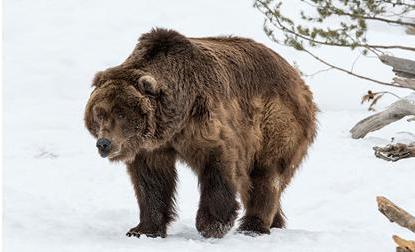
255,0,415,89
378,0,415,9
256,0,415,52
325,7,415,28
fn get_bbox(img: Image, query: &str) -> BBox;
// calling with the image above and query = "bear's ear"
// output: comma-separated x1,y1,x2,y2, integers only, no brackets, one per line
92,71,105,87
138,75,159,96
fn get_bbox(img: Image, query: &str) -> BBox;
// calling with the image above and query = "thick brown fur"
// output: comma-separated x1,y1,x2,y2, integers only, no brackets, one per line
84,28,318,239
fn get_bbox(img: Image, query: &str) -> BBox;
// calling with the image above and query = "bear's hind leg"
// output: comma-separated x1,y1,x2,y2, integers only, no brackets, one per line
196,147,239,238
238,164,284,235
126,148,177,238
271,209,286,228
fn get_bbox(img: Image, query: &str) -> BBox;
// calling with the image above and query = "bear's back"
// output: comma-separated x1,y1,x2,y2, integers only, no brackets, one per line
188,35,302,99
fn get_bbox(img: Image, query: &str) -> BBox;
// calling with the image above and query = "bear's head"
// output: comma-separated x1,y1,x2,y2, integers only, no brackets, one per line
84,73,165,163
85,28,199,162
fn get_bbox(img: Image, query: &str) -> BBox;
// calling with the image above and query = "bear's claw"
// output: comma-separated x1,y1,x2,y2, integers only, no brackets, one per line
237,216,270,235
126,225,166,238
196,207,237,238
126,230,141,238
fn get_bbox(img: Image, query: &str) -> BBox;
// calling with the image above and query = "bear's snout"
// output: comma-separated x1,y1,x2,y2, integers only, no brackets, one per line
96,138,112,157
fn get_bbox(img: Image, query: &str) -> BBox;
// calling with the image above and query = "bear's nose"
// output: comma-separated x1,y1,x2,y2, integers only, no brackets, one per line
96,138,111,156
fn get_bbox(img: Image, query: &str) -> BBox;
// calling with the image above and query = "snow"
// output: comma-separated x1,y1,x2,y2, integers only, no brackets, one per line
3,0,414,251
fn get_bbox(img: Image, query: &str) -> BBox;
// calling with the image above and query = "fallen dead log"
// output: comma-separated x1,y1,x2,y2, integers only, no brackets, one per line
350,95,415,139
373,143,415,162
377,196,415,233
378,55,415,90
377,196,415,252
379,55,415,80
393,77,415,90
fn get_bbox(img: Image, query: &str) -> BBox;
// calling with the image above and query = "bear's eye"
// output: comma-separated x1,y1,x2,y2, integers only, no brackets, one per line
94,107,106,121
112,108,125,119
96,112,105,120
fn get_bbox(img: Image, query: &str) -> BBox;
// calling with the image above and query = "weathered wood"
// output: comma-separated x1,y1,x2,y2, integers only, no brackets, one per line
377,196,415,233
393,235,415,252
379,55,415,79
397,247,413,252
393,78,415,90
373,143,415,162
350,95,415,139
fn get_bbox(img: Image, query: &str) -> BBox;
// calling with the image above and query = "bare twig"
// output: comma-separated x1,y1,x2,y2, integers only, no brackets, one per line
377,91,402,100
302,48,415,90
303,67,333,77
351,51,364,72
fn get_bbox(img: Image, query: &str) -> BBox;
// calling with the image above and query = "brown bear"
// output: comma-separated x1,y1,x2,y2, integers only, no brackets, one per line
84,28,317,239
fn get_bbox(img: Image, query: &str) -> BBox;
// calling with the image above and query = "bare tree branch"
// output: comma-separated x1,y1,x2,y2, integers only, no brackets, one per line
303,67,333,77
302,48,415,90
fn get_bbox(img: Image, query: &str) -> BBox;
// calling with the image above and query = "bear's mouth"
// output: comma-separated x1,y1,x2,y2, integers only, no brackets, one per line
97,145,122,160
98,149,110,158
107,150,122,159
107,141,131,161
100,136,140,162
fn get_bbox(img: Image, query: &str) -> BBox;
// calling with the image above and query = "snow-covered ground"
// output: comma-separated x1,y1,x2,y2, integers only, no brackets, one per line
3,1,414,251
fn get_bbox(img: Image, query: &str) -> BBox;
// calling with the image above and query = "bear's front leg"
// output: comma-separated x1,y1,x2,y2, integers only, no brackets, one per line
196,148,239,238
126,148,177,238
